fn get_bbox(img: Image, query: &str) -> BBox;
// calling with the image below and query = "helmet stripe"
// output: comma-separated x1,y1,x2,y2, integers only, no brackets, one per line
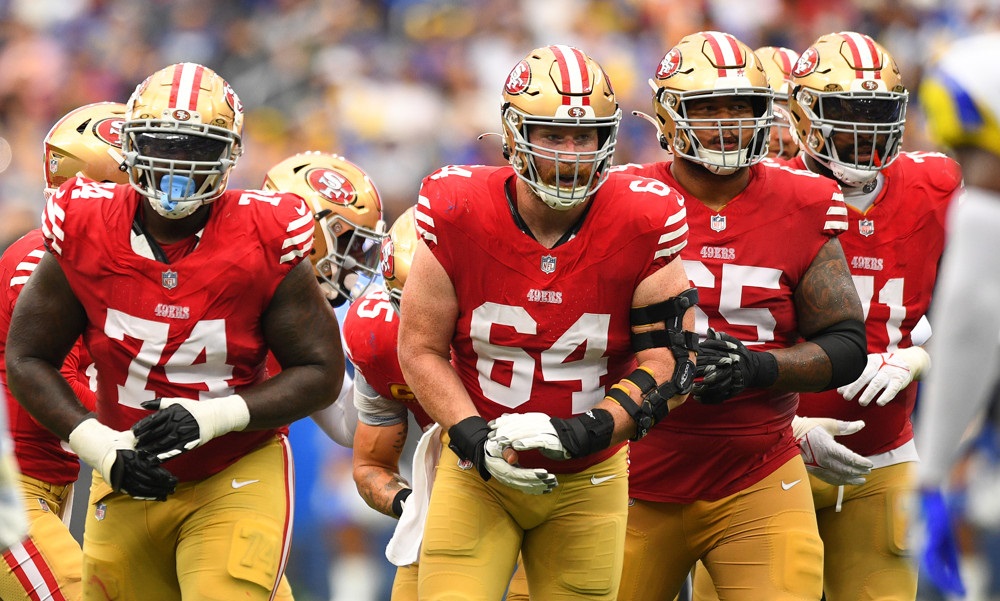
839,32,881,80
168,63,205,111
550,45,591,106
703,31,743,77
777,48,796,76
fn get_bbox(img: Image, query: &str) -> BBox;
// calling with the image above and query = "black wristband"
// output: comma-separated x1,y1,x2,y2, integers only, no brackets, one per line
447,416,491,481
752,350,779,388
550,408,616,458
391,488,413,518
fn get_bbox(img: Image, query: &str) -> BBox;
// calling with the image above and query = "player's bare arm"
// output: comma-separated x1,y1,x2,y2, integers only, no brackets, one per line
6,253,91,439
352,419,410,518
398,239,472,430
245,258,345,426
771,237,866,391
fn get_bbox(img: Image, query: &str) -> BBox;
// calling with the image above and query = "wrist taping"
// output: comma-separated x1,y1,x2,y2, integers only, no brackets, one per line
550,409,615,458
808,319,867,390
391,488,413,518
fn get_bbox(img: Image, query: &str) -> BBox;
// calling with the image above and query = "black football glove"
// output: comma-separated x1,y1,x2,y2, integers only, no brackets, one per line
447,416,492,481
110,450,178,502
693,329,779,404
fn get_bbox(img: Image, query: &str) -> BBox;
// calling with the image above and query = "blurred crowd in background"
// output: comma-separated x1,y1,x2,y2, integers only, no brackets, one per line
1,0,999,600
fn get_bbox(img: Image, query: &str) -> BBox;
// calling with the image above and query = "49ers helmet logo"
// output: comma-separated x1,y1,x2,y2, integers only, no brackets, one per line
307,167,356,205
379,237,395,280
94,117,124,148
792,47,820,77
224,83,243,115
655,49,682,79
505,60,531,95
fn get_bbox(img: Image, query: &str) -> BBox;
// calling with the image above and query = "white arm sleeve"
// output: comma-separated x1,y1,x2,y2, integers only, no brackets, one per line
310,369,359,448
354,370,408,427
917,188,1000,487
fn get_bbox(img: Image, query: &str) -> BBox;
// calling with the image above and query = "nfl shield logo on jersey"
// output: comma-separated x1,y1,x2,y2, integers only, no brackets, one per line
540,255,557,274
95,502,106,521
858,219,875,237
162,269,178,289
710,214,727,232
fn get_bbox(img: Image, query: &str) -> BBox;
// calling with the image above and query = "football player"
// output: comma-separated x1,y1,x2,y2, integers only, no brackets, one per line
343,207,430,599
916,31,1000,597
5,63,344,601
262,150,387,448
755,45,800,160
783,32,962,601
398,45,698,600
613,31,867,601
0,101,126,601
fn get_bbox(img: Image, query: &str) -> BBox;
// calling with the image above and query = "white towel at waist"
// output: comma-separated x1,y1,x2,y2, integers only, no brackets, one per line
385,423,441,567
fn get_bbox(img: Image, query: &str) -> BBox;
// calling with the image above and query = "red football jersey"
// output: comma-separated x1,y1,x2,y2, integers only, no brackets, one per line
41,178,313,482
787,152,962,456
343,287,433,430
416,165,688,474
0,228,96,484
614,160,848,502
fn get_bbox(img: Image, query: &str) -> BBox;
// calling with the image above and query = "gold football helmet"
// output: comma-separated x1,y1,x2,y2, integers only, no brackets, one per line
43,101,129,198
649,31,773,174
788,32,908,186
920,33,1000,159
379,206,418,314
756,46,800,159
122,62,243,219
501,45,620,210
263,151,386,306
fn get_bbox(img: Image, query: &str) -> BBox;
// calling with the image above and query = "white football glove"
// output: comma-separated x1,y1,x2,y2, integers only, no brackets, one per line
838,347,931,407
483,438,558,495
69,417,177,500
133,395,250,461
793,416,874,486
0,449,27,550
488,412,570,460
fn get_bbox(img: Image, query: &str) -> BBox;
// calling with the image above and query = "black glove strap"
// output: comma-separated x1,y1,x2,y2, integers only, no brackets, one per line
550,409,615,458
447,416,492,481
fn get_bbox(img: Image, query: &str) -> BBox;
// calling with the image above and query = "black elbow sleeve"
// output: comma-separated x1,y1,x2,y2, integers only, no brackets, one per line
807,319,867,390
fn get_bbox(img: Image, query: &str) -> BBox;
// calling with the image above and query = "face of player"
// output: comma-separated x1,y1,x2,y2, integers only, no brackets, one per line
684,95,758,153
822,96,902,165
769,104,798,159
527,124,600,191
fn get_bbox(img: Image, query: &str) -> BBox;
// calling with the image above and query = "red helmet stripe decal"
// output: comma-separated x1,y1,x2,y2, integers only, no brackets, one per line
168,63,205,110
777,48,796,76
550,45,591,106
840,32,882,80
703,31,743,77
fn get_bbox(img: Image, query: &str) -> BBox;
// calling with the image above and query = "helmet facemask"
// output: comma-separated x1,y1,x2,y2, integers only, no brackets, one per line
314,212,386,306
793,87,907,186
122,120,241,219
504,104,620,211
659,88,773,175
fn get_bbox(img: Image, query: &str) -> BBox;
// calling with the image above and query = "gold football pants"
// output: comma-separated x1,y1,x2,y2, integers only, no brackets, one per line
620,456,823,601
